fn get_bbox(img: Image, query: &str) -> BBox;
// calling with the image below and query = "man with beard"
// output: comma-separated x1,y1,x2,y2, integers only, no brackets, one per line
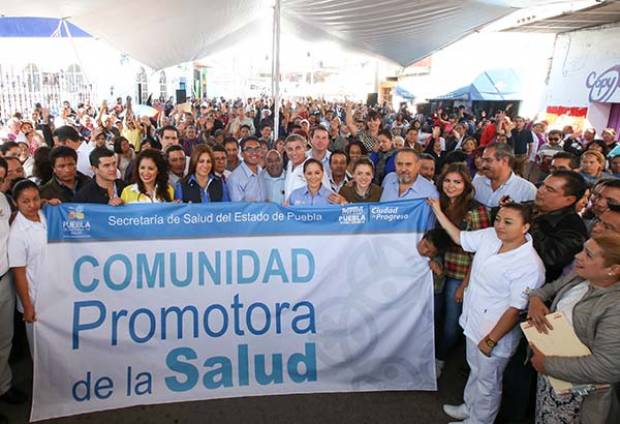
379,149,438,202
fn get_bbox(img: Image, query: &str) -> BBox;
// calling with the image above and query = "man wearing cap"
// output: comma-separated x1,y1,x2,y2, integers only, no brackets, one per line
53,125,95,177
228,106,255,138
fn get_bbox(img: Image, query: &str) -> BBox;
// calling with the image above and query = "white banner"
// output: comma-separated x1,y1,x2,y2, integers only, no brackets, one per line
32,202,436,421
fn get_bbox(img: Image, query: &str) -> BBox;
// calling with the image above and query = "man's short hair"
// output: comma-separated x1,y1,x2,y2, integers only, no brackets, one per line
406,127,418,134
159,125,179,137
89,147,115,167
53,125,81,143
419,153,435,161
310,125,329,139
549,170,587,201
0,141,19,155
379,129,393,140
240,124,251,131
552,151,580,170
329,150,348,165
285,133,307,145
396,148,419,160
223,137,238,147
240,136,260,150
165,144,185,156
212,144,226,154
485,142,515,163
49,146,78,167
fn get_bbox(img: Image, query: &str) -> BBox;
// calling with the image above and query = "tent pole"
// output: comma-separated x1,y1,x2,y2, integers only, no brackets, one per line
272,0,281,142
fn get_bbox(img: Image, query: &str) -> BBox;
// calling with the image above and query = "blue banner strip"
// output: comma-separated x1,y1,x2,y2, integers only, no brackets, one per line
45,200,433,242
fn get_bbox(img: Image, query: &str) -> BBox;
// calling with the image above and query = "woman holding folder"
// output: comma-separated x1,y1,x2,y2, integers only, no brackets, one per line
428,200,545,424
527,234,620,424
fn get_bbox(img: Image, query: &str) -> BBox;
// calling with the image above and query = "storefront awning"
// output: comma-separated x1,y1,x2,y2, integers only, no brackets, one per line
432,68,522,101
394,86,415,100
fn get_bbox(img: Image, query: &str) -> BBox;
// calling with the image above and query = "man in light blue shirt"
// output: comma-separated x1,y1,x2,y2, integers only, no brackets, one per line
380,149,439,201
260,150,286,204
473,143,536,208
306,126,332,178
227,137,267,202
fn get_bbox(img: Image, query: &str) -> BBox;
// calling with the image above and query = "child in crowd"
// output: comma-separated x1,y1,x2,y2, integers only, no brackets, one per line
417,227,452,370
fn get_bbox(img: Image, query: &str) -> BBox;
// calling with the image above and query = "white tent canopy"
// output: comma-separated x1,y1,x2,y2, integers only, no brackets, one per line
0,0,567,70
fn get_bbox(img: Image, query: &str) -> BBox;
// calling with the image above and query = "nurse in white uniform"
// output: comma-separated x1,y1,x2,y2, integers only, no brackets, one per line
428,199,545,424
8,179,47,354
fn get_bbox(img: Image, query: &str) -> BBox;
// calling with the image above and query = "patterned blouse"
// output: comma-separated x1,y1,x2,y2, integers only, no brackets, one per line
356,130,379,152
443,201,491,280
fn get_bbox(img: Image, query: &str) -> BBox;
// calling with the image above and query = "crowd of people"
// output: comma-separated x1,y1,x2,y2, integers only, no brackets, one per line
0,95,619,424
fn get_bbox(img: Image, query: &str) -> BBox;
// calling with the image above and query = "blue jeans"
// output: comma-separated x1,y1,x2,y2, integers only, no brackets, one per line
437,277,463,360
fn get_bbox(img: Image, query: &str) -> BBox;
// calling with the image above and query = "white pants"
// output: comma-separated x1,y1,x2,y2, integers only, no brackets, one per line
0,272,14,396
463,337,510,424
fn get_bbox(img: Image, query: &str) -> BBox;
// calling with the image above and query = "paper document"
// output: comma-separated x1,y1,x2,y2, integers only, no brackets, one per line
521,312,591,394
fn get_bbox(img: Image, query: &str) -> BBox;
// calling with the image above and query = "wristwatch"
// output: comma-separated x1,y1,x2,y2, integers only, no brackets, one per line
485,337,497,350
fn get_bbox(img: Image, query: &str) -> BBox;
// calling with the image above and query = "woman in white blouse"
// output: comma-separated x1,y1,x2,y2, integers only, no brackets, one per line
8,179,47,353
428,199,545,424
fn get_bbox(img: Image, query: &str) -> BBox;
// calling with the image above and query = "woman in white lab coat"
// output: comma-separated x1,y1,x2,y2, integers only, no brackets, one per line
428,199,545,424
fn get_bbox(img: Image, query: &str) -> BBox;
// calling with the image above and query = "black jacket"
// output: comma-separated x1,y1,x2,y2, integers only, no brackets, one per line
40,172,91,203
177,175,224,203
531,205,587,283
73,179,127,204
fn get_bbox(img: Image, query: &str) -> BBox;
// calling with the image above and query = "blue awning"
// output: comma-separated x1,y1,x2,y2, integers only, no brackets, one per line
0,17,90,38
433,68,522,102
394,85,415,100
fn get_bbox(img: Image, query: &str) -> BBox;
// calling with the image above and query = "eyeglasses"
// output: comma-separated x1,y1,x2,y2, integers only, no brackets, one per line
244,147,261,154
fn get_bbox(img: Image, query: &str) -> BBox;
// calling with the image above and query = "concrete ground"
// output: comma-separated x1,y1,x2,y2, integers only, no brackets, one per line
3,347,470,424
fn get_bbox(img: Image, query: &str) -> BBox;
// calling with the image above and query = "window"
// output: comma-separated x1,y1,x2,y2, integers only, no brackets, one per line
24,64,41,92
136,67,148,104
159,71,167,101
65,64,83,93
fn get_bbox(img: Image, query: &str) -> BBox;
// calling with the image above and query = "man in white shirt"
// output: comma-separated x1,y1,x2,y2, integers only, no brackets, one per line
473,143,536,208
228,106,255,138
260,150,286,204
284,134,331,200
53,125,94,178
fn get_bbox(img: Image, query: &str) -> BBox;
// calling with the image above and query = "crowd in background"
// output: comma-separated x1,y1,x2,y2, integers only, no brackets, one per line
0,95,619,424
